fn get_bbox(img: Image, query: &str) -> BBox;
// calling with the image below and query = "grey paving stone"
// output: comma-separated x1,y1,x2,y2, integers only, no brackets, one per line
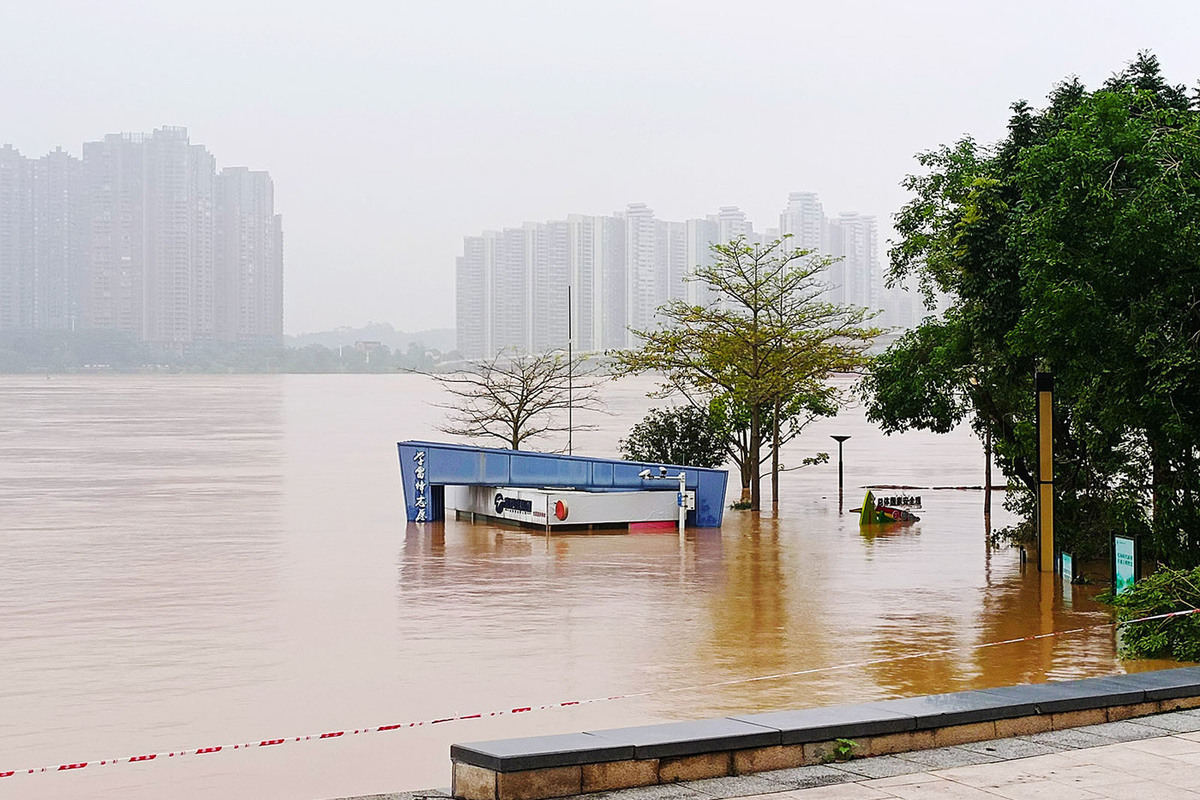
1135,711,1200,733
1020,727,1121,750
584,718,779,759
561,783,708,800
682,774,791,798
894,746,1003,769
755,763,857,790
452,731,635,771
957,736,1065,759
826,755,931,779
336,791,450,800
730,703,915,745
1073,719,1170,743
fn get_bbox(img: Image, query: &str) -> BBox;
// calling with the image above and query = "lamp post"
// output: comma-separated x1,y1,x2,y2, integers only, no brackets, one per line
830,435,850,491
831,435,850,514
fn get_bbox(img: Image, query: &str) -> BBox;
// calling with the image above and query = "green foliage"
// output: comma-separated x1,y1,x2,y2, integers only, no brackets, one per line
614,236,879,509
862,52,1200,565
1101,566,1200,661
820,738,859,763
619,406,727,468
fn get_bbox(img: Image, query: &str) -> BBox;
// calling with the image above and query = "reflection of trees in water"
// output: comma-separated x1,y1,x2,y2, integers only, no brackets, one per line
861,543,1124,699
973,568,1122,685
685,513,834,716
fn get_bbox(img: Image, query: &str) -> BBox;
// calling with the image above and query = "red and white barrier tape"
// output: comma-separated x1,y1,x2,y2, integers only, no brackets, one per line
3,608,1196,780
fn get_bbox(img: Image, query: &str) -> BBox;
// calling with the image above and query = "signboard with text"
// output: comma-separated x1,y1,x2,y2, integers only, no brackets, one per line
1113,535,1137,595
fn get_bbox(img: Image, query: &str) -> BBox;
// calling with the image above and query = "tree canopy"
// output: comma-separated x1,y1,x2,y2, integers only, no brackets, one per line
618,405,728,469
862,52,1200,563
615,236,877,510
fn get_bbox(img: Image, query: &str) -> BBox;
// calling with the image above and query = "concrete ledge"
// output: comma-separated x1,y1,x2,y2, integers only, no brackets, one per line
449,667,1200,800
451,733,635,772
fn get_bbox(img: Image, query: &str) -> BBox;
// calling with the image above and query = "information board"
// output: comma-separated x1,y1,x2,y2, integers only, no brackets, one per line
1113,535,1137,595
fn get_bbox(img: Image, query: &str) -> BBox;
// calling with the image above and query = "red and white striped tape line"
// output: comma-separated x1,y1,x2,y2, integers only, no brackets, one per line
3,608,1195,780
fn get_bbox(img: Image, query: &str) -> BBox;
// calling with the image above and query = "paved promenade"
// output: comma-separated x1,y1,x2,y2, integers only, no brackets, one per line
355,708,1200,800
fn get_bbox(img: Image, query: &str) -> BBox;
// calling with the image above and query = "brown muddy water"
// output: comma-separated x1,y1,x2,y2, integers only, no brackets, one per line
0,374,1170,799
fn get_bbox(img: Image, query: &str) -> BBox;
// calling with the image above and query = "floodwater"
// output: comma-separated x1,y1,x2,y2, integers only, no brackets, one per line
0,374,1166,799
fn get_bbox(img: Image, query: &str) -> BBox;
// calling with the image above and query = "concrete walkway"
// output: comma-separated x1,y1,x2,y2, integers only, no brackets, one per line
352,708,1200,800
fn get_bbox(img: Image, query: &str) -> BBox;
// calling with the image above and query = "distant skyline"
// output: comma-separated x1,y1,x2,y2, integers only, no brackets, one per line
0,127,282,346
457,193,909,359
4,1,1198,334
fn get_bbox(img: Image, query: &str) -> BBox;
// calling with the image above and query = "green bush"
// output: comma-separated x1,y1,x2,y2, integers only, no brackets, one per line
1100,566,1200,661
619,406,727,468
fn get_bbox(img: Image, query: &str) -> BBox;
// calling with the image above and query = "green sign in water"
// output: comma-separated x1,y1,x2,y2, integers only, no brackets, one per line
1114,535,1137,595
1061,552,1073,585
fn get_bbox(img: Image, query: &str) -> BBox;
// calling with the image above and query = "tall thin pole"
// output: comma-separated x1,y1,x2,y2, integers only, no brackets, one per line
1036,372,1054,572
831,435,850,513
568,284,573,456
984,422,992,515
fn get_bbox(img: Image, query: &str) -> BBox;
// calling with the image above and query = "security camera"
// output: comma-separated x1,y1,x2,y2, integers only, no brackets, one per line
638,468,652,479
658,466,668,477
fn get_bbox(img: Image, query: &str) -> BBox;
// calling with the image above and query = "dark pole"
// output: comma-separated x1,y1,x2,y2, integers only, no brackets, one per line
831,435,850,491
568,284,573,456
984,422,992,516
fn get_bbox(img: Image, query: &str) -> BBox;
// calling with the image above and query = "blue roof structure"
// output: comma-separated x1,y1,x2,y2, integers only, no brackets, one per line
397,440,729,527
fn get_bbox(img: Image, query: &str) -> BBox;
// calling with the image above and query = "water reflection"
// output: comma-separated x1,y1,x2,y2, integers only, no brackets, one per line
0,373,1171,800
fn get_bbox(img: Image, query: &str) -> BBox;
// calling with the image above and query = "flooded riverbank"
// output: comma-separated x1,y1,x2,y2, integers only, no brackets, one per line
0,374,1163,799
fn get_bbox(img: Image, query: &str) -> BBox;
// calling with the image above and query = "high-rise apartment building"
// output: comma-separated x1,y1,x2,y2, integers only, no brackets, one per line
83,133,146,335
828,212,879,311
779,191,827,256
0,145,34,330
455,192,907,359
216,167,283,344
33,148,86,331
0,127,283,346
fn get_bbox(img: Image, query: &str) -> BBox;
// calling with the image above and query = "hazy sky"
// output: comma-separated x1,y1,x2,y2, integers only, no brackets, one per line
4,1,1199,334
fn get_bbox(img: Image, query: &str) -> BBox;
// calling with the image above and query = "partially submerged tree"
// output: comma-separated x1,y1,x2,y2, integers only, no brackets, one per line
619,405,727,468
861,52,1200,564
431,348,603,451
708,392,833,505
614,236,878,510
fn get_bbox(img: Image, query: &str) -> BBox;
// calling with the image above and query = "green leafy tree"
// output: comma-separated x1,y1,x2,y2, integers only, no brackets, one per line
862,52,1200,563
614,236,877,510
619,405,727,468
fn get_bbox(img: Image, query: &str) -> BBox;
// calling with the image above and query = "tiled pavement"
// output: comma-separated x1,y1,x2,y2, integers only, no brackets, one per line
355,708,1200,800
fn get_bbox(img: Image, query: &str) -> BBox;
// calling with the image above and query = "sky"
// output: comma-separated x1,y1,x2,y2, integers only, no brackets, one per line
3,0,1199,335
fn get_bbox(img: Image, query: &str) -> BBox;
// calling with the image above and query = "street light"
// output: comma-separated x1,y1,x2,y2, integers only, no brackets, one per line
830,435,850,491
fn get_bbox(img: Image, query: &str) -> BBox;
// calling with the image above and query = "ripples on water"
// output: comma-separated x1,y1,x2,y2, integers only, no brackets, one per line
0,374,1163,799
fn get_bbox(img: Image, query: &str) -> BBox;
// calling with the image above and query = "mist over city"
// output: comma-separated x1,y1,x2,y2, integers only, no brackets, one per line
8,4,1200,800
4,1,1198,355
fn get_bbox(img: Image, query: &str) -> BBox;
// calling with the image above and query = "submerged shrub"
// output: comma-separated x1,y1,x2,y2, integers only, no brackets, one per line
1100,566,1200,662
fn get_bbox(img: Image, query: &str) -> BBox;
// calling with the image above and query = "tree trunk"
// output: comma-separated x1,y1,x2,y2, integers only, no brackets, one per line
771,397,780,508
750,403,762,511
984,422,992,515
